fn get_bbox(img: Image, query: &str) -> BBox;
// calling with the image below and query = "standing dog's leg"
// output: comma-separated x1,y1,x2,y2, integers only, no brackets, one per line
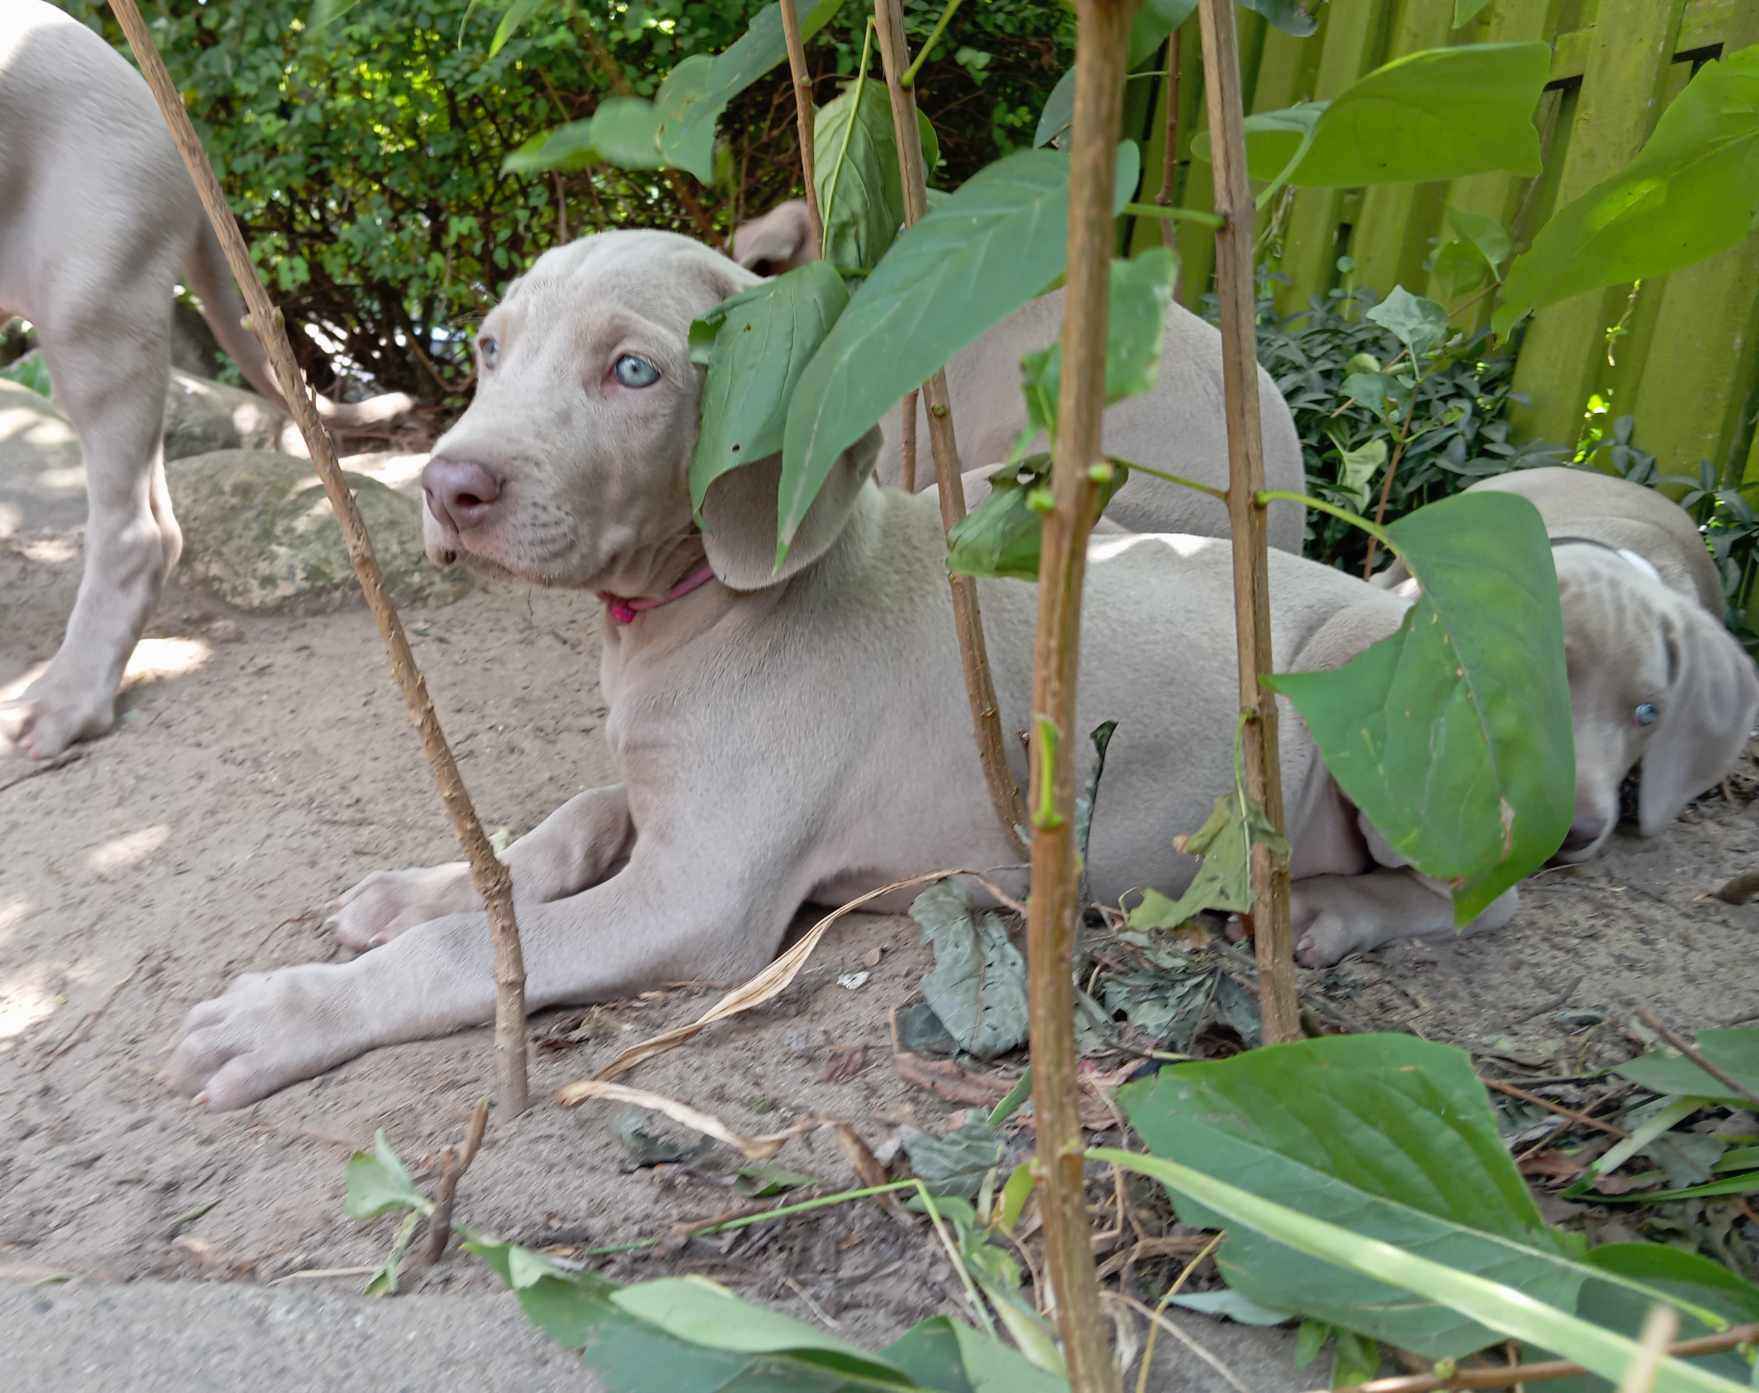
1,283,176,759
328,785,634,949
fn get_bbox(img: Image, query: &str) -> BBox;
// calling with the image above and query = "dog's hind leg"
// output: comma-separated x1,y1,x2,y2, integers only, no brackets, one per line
1,280,176,759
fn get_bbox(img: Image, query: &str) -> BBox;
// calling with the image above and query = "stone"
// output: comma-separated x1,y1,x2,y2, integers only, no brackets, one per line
0,376,86,536
165,449,469,614
161,369,301,461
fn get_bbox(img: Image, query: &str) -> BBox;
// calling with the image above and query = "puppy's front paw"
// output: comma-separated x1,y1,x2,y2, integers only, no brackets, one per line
0,684,115,760
329,863,472,950
1294,915,1360,969
168,963,366,1110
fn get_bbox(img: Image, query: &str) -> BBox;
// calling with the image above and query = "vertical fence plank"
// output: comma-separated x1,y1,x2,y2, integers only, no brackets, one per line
1508,0,1689,450
1272,0,1393,313
1627,11,1759,483
1351,0,1457,299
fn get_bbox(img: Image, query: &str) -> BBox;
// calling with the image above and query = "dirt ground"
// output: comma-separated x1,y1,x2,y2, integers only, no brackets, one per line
3,465,1758,1351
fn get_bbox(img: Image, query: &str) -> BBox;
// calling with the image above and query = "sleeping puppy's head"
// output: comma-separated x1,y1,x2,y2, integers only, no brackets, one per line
418,229,878,598
1552,546,1757,861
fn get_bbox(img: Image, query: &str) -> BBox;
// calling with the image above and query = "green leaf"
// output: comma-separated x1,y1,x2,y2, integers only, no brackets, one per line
1018,245,1179,442
1237,0,1319,37
782,142,1140,555
1495,46,1759,335
1333,1330,1381,1388
1453,0,1492,27
1366,286,1450,363
910,882,1029,1060
900,1118,1006,1201
997,1162,1037,1235
883,1316,1070,1393
363,1210,423,1297
689,263,849,515
1126,788,1289,929
344,1130,433,1220
1109,1040,1746,1381
1615,1028,1759,1108
1169,1287,1297,1326
501,101,669,176
1263,492,1574,920
1333,437,1386,511
466,1237,626,1351
1580,1171,1759,1205
1195,43,1550,187
1447,208,1513,276
734,1162,821,1198
488,0,545,57
1035,0,1195,148
815,81,938,274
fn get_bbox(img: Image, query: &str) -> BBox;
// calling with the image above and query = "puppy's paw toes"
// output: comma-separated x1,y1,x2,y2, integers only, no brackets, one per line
1294,918,1356,969
331,865,471,950
166,966,358,1109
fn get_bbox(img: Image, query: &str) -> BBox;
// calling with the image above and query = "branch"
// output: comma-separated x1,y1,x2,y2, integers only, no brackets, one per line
107,0,530,1116
1195,0,1300,1045
778,0,824,247
424,1097,491,1263
1636,1008,1759,1111
873,0,1029,852
1024,2,1135,1390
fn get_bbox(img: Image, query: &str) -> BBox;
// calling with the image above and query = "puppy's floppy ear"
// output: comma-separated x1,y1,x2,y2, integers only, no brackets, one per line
1638,599,1759,835
699,426,882,590
730,202,818,276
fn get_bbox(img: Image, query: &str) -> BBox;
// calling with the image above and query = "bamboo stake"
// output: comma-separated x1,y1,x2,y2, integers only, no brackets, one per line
1194,0,1300,1045
778,0,824,248
107,0,530,1116
1024,0,1134,1388
872,0,1029,852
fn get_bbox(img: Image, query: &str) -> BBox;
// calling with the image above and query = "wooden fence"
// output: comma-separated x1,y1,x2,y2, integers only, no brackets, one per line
1125,0,1759,485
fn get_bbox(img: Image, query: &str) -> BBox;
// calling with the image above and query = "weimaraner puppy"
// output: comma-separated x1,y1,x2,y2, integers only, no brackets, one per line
730,200,1306,549
0,0,413,759
168,230,1518,1108
1376,466,1758,862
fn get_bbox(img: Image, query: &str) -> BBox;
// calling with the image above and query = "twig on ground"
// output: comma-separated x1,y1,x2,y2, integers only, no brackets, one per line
892,1048,1017,1108
1135,1231,1226,1393
107,0,530,1116
555,1079,816,1160
1635,1007,1759,1110
1117,1288,1253,1393
423,1097,490,1263
41,951,153,1066
1480,1076,1630,1139
1324,1322,1759,1393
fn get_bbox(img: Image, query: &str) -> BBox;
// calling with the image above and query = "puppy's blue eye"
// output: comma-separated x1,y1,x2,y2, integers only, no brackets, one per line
478,336,499,369
614,354,660,388
1634,702,1660,728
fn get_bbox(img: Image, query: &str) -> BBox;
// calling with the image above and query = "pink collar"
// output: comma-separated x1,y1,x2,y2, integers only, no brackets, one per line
599,562,717,625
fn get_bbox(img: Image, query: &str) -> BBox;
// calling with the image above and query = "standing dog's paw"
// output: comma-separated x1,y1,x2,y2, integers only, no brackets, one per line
328,863,472,951
167,964,364,1110
0,685,115,760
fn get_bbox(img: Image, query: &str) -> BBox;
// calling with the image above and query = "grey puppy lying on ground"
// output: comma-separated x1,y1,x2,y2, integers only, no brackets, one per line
730,200,1306,549
0,0,413,760
1375,466,1758,863
168,230,1525,1108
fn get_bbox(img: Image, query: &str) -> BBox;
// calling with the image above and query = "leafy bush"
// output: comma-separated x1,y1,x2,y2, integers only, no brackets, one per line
1220,277,1565,574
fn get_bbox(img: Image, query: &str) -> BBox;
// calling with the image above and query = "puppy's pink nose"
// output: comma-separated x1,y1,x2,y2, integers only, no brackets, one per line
422,457,500,532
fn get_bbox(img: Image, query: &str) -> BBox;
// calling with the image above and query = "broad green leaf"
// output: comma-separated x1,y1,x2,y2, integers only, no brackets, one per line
910,882,1029,1059
1615,1028,1759,1109
900,1118,1006,1201
1366,286,1449,362
883,1315,1070,1393
1194,43,1550,187
1110,1038,1744,1379
501,119,604,176
1035,0,1196,148
1334,437,1386,510
1126,789,1289,929
1432,240,1494,299
1169,1287,1298,1326
501,99,669,176
815,80,939,274
1537,1245,1759,1392
689,263,849,515
1453,0,1492,26
1018,245,1179,442
1238,0,1319,37
466,1237,626,1351
1263,492,1573,920
1495,46,1759,335
488,0,545,57
344,1130,432,1220
782,142,1140,555
944,462,1059,582
1447,208,1513,277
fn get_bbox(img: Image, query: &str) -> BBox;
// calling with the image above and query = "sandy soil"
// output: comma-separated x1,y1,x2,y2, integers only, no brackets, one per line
3,463,1757,1350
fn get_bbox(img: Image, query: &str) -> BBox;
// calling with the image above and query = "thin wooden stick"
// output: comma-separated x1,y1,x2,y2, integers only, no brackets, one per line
1194,0,1300,1046
1480,1076,1630,1138
107,0,530,1116
424,1098,491,1263
778,0,824,249
1156,29,1183,275
873,0,1029,852
900,388,920,493
1324,1322,1759,1393
1636,1008,1759,1110
1024,2,1134,1390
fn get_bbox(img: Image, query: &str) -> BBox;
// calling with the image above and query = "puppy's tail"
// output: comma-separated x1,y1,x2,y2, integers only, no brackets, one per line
183,223,416,429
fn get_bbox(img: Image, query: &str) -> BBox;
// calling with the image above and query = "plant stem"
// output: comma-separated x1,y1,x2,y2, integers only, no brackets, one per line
107,0,530,1116
1113,455,1229,502
900,387,920,492
901,0,965,87
1122,201,1224,228
1195,0,1299,1047
819,19,876,248
1025,2,1134,1390
1256,488,1393,549
1322,1323,1759,1393
873,0,1028,852
1361,387,1422,578
1156,27,1183,288
778,0,824,249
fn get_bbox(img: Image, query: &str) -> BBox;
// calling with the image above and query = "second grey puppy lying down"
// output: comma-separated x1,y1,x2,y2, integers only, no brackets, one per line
169,231,1507,1109
730,200,1306,550
1376,466,1758,863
